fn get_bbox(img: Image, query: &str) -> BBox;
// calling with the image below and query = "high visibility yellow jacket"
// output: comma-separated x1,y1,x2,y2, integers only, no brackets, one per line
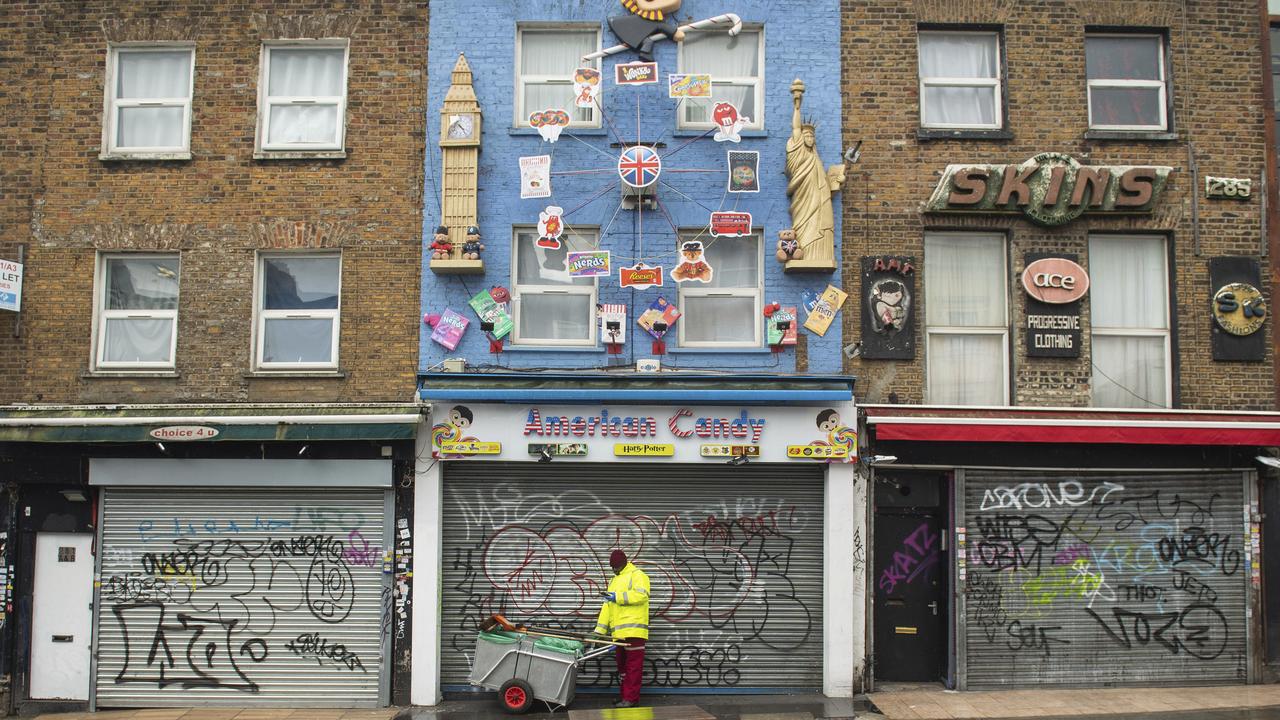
594,562,650,640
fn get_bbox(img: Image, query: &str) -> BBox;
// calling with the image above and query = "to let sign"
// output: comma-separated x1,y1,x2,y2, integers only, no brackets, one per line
0,259,23,312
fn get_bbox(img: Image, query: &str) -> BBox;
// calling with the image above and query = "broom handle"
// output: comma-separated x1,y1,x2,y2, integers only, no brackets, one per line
520,628,629,647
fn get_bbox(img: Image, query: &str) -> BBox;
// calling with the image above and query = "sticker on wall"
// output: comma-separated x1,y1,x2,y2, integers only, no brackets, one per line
618,145,662,188
727,150,761,193
520,155,552,199
712,101,750,143
573,67,602,108
615,61,659,85
667,73,713,98
468,289,513,340
528,109,571,142
801,288,822,316
426,309,469,350
600,303,627,345
619,262,665,289
672,240,714,283
709,211,752,237
537,205,565,249
803,284,848,337
567,250,611,278
766,306,799,346
637,296,681,339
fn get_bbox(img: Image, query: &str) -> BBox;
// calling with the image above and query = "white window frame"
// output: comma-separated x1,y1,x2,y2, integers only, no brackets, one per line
917,30,1002,130
514,26,601,129
1088,234,1172,408
510,227,599,347
92,253,181,371
101,44,196,160
1086,33,1169,131
677,231,764,348
677,26,765,131
255,40,350,155
923,232,1010,405
253,252,342,371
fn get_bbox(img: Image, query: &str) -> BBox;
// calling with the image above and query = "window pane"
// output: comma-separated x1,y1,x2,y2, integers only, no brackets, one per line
268,48,344,96
521,31,596,77
1089,236,1167,329
1092,335,1167,408
515,233,595,286
923,86,996,126
690,235,758,288
682,296,756,344
268,105,339,144
518,293,593,341
106,258,179,310
1086,36,1162,80
685,84,753,123
925,234,1005,326
117,51,191,98
118,106,184,148
1089,86,1163,127
919,33,997,78
523,83,590,123
682,30,759,77
262,318,334,363
103,318,174,363
264,257,339,310
928,333,1004,405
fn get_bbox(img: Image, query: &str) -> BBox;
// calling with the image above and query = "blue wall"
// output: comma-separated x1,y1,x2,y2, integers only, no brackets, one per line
421,0,843,374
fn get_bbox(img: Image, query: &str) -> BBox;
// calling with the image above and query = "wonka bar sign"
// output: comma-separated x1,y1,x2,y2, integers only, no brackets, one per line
924,152,1172,226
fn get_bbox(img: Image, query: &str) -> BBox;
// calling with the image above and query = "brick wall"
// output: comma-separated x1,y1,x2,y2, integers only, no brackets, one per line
0,1,427,405
841,0,1274,410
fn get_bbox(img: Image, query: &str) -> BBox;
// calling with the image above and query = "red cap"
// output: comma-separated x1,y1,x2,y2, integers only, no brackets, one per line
609,550,627,570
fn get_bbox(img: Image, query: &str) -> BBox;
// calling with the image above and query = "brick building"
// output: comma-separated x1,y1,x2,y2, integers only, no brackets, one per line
0,2,426,711
845,0,1280,692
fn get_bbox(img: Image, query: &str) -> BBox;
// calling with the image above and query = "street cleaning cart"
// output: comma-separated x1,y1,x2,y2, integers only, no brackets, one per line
469,614,624,713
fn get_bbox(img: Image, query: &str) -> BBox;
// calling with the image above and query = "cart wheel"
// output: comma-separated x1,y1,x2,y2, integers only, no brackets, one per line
499,678,534,714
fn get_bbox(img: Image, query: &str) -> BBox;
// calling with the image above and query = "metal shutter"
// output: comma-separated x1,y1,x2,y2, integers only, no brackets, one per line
94,488,390,707
441,462,825,690
962,471,1248,687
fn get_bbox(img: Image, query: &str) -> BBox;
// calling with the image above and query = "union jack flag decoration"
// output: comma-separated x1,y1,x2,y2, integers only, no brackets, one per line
617,145,662,188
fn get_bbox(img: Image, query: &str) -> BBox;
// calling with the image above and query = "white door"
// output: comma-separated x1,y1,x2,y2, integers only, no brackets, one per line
30,533,93,700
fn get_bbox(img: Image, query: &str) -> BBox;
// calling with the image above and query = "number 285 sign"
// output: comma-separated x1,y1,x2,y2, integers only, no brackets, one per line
1206,176,1252,200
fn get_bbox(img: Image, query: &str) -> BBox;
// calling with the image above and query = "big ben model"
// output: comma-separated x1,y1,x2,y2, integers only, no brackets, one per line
432,54,484,274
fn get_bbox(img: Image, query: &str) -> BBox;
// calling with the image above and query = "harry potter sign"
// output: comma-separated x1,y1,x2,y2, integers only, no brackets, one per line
925,152,1172,226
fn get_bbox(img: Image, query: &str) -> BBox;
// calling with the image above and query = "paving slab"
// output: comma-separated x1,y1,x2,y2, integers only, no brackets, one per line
867,685,1280,720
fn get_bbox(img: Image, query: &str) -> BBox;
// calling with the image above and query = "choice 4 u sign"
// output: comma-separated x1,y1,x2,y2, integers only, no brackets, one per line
0,259,23,312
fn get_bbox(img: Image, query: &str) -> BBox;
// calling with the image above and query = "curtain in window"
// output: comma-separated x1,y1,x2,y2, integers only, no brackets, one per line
924,234,1004,326
514,232,594,342
518,295,593,341
1092,336,1166,408
682,30,759,121
919,34,997,126
267,48,344,144
103,318,173,363
700,236,758,288
1089,236,1168,408
682,296,755,343
116,51,190,148
263,318,334,363
107,258,179,310
522,32,596,122
927,334,1004,405
514,233,593,287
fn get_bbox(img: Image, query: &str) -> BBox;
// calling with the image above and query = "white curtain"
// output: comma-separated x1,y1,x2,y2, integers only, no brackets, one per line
518,295,592,341
927,334,1004,405
925,233,1006,405
919,33,997,126
116,51,190,148
1089,236,1169,407
514,232,594,342
522,31,596,122
515,232,594,287
700,236,758,288
683,30,759,121
268,48,343,144
263,318,333,363
680,236,760,344
104,318,173,363
682,296,755,343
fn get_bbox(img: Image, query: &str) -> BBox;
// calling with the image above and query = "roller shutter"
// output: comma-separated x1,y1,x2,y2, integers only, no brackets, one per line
962,471,1248,687
94,488,390,707
441,462,824,690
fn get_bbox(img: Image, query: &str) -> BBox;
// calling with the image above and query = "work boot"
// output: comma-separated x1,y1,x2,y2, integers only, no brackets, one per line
615,700,637,708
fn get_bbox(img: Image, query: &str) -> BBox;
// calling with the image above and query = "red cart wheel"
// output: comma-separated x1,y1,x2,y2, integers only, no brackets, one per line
499,678,534,714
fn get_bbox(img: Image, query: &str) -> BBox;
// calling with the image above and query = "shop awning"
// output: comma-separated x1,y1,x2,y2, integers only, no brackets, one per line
0,404,424,443
864,405,1280,446
419,371,856,403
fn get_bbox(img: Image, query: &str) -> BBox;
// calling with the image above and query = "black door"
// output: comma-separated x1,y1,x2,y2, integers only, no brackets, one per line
874,475,946,682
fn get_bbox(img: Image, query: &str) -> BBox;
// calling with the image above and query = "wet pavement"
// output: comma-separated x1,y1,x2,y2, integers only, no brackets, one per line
393,693,861,720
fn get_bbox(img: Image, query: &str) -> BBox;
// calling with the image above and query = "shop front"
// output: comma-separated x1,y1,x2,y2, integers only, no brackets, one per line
863,405,1280,690
413,373,863,702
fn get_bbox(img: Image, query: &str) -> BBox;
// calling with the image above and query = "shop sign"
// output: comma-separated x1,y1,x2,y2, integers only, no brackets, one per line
0,259,22,312
925,152,1172,226
1021,257,1089,304
615,61,658,85
149,425,220,441
439,441,501,455
1210,256,1267,361
1212,283,1267,336
700,444,761,458
614,443,675,456
861,256,916,360
787,445,848,460
528,443,587,457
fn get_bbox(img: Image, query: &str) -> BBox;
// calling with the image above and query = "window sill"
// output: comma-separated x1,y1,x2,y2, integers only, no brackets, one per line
82,370,180,379
243,369,347,378
508,126,606,137
99,151,192,161
668,346,771,354
1084,130,1178,141
503,344,608,353
673,128,767,138
253,149,348,160
917,128,1012,141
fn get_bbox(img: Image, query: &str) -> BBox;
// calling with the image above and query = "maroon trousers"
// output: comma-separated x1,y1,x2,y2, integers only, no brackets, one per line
614,637,646,702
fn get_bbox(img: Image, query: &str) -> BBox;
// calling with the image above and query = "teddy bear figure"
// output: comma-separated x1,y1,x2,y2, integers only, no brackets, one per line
462,225,485,260
429,225,454,260
776,228,804,262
